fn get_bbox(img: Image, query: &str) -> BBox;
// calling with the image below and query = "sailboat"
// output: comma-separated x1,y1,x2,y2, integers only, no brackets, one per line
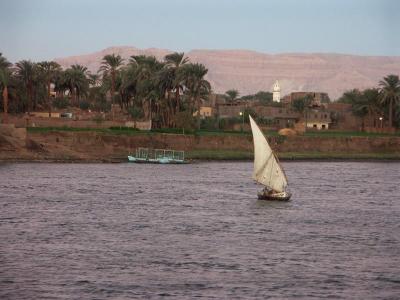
249,115,292,201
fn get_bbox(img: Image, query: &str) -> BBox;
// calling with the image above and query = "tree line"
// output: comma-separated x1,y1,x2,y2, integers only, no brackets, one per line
287,75,400,129
336,75,400,129
0,52,211,129
1,51,399,130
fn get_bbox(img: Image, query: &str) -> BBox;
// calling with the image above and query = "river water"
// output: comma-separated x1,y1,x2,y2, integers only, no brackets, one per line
0,162,399,299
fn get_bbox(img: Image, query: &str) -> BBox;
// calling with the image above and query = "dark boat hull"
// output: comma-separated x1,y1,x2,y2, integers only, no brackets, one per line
257,191,292,201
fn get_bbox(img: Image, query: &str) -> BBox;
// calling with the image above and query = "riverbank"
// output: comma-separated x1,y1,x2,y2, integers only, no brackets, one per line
1,127,400,162
185,150,400,161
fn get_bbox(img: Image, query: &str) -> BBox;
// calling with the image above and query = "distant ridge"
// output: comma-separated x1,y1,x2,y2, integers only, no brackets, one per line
54,46,400,99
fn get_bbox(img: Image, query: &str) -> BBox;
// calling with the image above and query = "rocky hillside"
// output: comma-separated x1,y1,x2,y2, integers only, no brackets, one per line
55,46,400,100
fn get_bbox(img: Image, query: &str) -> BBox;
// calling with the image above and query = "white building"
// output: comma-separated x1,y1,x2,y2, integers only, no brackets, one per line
272,80,281,102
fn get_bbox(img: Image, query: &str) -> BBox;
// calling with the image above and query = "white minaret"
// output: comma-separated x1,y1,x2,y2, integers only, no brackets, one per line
272,80,281,102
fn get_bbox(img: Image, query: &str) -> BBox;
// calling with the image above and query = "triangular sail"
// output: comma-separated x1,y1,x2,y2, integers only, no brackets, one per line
249,115,288,192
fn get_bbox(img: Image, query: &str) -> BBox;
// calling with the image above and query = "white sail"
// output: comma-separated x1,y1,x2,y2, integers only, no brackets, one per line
249,115,288,192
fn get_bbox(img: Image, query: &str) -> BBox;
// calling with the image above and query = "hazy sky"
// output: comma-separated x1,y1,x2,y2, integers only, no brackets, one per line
1,0,399,62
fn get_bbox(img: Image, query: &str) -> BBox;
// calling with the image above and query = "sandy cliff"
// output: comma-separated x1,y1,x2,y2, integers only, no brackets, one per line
55,46,400,99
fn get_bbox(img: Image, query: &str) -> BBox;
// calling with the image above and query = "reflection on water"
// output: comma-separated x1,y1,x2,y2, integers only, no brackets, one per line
0,162,399,299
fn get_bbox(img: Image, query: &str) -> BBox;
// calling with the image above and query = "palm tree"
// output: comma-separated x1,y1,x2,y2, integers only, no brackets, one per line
157,67,175,126
15,60,36,113
379,74,400,128
352,94,369,131
165,52,189,68
0,53,11,69
71,64,89,75
178,63,211,129
63,67,89,105
0,70,11,123
361,88,380,128
129,55,164,120
130,55,164,78
225,89,239,102
38,61,61,116
118,64,139,110
337,89,362,104
99,54,124,106
54,70,69,98
165,52,189,113
0,53,12,123
88,73,100,87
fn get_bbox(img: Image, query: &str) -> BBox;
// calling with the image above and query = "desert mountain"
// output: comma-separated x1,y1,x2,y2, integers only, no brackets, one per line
55,46,400,100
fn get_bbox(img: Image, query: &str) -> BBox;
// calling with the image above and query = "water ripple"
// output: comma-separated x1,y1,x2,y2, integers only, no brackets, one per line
0,162,399,299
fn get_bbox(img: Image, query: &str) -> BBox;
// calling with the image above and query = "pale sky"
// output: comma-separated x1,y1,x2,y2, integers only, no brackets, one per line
1,0,399,62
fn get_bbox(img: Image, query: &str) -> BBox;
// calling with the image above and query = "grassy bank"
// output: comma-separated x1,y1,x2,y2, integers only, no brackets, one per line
279,152,400,160
186,150,253,160
303,130,400,137
27,126,256,137
27,126,144,135
186,150,400,161
28,126,399,138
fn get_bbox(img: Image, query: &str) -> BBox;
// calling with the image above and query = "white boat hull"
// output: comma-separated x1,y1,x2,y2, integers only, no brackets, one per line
127,155,186,164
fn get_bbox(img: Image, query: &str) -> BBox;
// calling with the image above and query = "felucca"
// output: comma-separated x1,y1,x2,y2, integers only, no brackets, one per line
249,115,291,201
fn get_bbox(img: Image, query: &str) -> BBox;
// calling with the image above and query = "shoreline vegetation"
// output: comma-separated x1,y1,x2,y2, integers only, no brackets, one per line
1,52,399,134
27,126,400,137
186,150,400,161
2,151,399,163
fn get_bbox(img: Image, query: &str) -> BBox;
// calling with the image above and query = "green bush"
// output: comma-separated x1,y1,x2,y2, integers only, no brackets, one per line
93,100,111,112
128,106,144,120
53,97,69,109
174,111,196,131
200,116,218,130
79,100,90,110
218,117,239,130
243,107,257,122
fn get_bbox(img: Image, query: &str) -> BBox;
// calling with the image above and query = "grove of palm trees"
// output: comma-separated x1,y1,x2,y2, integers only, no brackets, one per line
0,52,211,129
1,51,400,131
337,74,400,129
